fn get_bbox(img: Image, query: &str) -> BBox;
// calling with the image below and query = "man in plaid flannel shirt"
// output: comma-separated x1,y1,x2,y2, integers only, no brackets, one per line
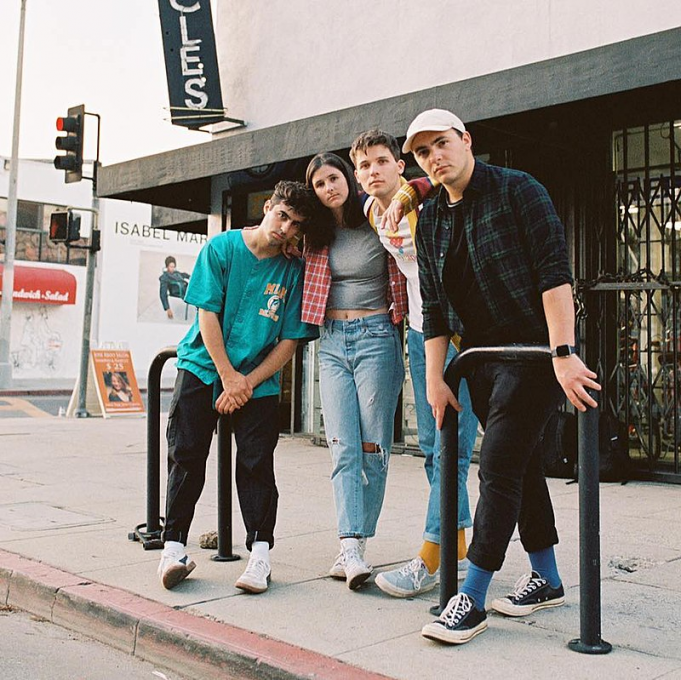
401,109,601,646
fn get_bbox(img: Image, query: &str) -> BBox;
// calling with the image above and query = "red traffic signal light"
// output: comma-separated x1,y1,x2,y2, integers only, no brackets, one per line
56,115,79,133
54,105,85,183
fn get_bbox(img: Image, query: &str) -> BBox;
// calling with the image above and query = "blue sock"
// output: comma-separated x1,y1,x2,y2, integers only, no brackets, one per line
460,562,493,610
528,547,561,588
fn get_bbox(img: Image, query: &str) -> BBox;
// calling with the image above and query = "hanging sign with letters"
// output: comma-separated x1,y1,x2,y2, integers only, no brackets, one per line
157,0,226,129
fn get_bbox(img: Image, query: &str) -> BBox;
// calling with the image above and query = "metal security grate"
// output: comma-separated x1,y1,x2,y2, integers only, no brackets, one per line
583,122,680,480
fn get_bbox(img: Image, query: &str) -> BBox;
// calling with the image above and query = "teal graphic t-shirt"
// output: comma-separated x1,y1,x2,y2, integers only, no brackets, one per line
176,230,318,398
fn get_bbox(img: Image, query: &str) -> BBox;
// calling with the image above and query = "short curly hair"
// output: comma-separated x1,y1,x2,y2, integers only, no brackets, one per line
270,181,317,231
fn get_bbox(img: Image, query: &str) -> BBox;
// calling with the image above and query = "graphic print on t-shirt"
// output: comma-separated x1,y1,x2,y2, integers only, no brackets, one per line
259,281,288,322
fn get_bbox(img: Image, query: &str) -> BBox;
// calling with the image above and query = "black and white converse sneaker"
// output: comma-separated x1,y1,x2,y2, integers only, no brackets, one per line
491,571,565,617
421,592,488,645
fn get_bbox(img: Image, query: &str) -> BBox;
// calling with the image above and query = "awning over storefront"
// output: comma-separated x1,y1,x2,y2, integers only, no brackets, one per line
0,264,77,305
97,26,681,216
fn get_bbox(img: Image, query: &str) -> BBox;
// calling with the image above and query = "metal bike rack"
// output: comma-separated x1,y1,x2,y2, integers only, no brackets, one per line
436,344,611,653
129,346,239,562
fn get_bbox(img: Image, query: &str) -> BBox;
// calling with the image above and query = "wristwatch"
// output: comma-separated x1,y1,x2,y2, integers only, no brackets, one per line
551,344,578,358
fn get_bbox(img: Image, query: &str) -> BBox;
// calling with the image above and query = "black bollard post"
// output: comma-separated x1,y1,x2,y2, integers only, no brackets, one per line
211,414,240,562
431,368,460,616
129,346,177,550
568,390,612,654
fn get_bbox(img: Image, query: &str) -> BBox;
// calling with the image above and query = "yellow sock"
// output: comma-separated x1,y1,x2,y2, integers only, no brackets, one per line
458,528,467,561
418,541,440,574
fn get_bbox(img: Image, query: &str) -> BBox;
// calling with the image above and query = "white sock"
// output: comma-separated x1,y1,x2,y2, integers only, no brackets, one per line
341,537,360,553
251,541,270,563
163,540,185,557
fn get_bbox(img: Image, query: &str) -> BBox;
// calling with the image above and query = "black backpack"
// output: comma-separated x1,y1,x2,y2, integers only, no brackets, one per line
541,408,630,484
540,410,577,479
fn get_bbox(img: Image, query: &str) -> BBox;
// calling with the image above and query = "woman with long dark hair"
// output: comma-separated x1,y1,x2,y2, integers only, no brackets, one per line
301,152,406,590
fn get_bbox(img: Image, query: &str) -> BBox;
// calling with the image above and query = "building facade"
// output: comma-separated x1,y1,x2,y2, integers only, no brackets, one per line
98,1,681,480
0,158,205,391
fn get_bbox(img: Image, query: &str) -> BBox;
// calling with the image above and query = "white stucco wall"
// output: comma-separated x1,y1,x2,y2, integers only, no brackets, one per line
215,0,681,133
1,158,93,211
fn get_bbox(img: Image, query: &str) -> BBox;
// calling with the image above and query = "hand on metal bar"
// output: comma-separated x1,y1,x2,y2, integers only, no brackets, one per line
552,354,600,412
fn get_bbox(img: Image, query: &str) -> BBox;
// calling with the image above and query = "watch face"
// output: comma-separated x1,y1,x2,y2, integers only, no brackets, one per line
556,345,570,357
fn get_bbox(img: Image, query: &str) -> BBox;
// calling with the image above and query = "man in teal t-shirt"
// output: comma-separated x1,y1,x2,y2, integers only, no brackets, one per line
158,181,318,594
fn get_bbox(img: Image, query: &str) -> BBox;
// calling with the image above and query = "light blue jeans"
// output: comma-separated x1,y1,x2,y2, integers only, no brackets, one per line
407,328,477,542
319,314,405,538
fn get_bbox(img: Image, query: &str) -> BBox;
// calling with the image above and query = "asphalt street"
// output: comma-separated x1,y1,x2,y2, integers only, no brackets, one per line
0,604,190,680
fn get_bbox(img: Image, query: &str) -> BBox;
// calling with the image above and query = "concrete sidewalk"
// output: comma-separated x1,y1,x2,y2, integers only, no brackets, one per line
1,416,680,679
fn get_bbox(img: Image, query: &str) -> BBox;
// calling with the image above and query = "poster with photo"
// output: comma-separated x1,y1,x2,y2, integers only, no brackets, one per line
137,251,198,325
91,349,145,416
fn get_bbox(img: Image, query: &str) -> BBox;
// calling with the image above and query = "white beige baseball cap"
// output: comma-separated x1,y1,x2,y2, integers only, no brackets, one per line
402,109,467,154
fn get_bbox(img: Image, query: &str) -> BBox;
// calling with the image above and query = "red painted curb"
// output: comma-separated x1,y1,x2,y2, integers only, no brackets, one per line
0,548,394,680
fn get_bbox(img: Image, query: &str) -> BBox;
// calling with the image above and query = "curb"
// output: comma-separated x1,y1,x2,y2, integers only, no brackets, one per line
0,548,393,680
0,389,74,397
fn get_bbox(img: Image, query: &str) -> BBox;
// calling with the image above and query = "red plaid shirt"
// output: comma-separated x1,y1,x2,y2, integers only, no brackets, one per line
301,243,408,326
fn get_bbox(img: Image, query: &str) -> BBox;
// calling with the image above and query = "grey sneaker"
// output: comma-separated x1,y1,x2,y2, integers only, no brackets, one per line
157,551,196,590
343,545,372,590
491,571,565,617
376,557,439,598
329,538,367,580
235,556,271,594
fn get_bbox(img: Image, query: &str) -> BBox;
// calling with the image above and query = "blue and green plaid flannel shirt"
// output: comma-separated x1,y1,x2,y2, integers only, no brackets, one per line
416,160,573,344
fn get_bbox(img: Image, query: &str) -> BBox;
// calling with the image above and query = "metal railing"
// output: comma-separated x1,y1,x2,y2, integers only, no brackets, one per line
438,345,611,654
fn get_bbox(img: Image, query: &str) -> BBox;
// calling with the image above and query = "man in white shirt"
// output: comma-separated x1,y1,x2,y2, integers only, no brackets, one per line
350,129,479,597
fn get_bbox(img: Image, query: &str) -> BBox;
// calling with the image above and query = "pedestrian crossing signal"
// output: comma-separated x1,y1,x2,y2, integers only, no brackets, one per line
49,210,81,243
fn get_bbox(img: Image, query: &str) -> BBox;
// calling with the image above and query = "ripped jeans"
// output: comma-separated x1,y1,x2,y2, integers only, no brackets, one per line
319,314,405,538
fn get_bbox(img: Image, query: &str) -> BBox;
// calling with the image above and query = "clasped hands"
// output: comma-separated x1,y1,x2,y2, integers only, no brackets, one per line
214,372,253,414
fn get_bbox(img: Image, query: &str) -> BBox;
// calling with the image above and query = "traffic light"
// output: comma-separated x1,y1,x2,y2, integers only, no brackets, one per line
54,104,85,183
49,210,81,243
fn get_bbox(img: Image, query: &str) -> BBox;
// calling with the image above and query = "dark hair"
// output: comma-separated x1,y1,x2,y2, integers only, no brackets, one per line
164,256,176,268
350,129,401,165
304,153,364,249
270,180,316,232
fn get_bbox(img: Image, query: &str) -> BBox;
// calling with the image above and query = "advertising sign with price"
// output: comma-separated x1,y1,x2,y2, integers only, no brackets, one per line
91,349,145,416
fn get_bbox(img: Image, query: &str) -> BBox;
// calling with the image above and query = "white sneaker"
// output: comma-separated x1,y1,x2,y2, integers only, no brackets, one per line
157,551,196,590
235,556,271,594
343,544,372,590
329,537,367,580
